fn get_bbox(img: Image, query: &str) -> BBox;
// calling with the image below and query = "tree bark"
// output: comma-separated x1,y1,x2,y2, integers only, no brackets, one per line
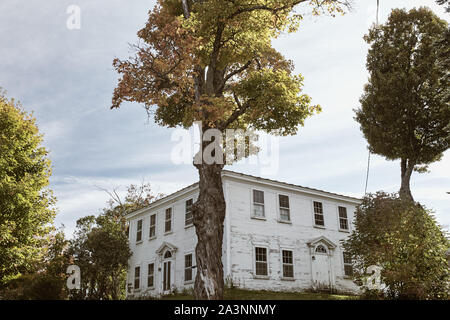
192,162,226,300
399,158,414,202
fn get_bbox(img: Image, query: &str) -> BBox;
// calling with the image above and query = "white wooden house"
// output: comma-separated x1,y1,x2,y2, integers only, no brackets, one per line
125,170,361,298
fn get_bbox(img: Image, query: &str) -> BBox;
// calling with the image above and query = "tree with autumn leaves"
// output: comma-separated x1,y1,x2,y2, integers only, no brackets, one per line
112,0,350,299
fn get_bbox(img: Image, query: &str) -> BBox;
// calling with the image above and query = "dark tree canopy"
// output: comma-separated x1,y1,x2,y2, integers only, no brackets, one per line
355,7,450,200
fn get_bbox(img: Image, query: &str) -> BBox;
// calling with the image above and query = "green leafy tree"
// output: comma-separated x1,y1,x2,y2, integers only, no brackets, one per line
355,8,450,201
68,182,160,300
343,192,449,300
111,0,350,299
0,90,56,285
0,228,70,300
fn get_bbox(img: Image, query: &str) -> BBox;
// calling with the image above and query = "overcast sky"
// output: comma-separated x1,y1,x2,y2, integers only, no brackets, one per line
0,0,448,237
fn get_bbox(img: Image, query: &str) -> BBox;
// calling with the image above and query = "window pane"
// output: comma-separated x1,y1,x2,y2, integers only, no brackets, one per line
253,190,264,204
314,214,324,226
134,267,140,289
282,250,293,264
165,209,172,232
255,247,268,276
185,254,193,282
283,264,294,278
147,264,154,287
253,204,265,217
338,206,347,218
149,215,156,238
279,195,289,208
185,199,193,225
280,208,290,221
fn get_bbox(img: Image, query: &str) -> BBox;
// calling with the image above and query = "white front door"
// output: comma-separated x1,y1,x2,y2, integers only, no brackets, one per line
311,244,332,290
312,254,331,289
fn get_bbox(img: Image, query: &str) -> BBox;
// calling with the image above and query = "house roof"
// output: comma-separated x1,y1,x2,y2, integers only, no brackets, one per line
125,170,362,220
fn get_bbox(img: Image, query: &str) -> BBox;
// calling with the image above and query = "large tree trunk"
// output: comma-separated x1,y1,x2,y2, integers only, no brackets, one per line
399,158,414,202
192,162,226,300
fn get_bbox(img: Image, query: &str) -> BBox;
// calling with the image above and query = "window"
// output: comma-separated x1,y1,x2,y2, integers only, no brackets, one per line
165,208,172,233
315,245,327,254
134,266,140,290
338,206,349,230
136,219,143,242
282,250,294,278
255,247,268,276
252,190,265,218
185,199,193,226
343,252,353,276
313,201,324,226
184,254,193,282
149,214,156,238
164,251,172,259
147,263,154,288
279,195,290,222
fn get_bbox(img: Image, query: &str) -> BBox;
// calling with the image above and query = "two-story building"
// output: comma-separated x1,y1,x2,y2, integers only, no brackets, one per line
125,170,361,298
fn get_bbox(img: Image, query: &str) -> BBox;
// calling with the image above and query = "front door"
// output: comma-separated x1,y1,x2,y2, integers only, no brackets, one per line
311,244,331,290
163,260,171,293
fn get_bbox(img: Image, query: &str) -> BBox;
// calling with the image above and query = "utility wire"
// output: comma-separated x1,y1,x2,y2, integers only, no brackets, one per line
364,0,380,195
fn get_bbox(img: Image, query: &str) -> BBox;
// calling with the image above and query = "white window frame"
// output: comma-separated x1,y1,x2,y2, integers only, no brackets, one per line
184,252,195,284
136,219,143,243
312,201,325,228
280,249,295,280
337,206,350,232
185,199,194,227
134,266,141,291
342,251,353,277
251,189,266,220
164,207,173,234
253,245,269,278
149,213,157,240
147,262,155,289
277,194,291,223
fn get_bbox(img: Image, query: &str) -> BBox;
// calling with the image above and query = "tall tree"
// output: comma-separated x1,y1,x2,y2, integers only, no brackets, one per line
111,0,350,299
355,8,450,201
0,90,56,285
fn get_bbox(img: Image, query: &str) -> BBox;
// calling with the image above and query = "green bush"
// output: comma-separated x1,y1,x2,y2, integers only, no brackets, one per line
343,192,449,300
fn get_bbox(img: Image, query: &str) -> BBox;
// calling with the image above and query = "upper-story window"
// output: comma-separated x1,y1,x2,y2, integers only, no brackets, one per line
136,219,143,242
185,199,193,226
313,201,324,227
184,254,193,282
255,247,268,276
282,250,294,278
252,190,265,218
149,214,156,239
165,208,172,233
279,195,290,222
134,266,140,290
338,206,349,231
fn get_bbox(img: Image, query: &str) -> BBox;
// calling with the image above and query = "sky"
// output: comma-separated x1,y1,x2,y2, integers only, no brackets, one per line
0,0,449,238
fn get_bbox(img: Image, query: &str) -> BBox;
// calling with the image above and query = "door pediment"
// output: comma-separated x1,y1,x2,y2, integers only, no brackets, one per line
306,236,337,251
156,241,178,256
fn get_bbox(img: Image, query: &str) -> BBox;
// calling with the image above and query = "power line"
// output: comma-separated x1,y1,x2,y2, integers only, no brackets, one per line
364,0,380,195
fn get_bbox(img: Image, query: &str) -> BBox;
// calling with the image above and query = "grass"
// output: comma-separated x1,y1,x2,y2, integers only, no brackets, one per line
158,288,358,300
